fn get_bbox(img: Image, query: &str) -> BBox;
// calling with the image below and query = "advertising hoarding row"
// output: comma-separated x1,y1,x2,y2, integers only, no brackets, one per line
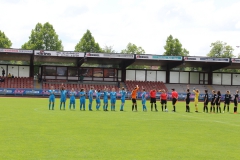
184,57,230,62
0,48,33,54
34,50,84,57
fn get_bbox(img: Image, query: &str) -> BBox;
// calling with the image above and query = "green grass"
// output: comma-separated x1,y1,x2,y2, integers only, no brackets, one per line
0,97,239,160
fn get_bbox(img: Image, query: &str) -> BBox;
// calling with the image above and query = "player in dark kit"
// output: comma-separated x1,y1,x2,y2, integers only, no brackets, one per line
203,90,209,113
210,90,217,113
233,90,239,114
185,86,191,112
223,90,231,113
216,91,221,113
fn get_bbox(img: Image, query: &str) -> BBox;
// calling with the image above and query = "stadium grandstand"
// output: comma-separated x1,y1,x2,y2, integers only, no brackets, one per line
1,48,240,99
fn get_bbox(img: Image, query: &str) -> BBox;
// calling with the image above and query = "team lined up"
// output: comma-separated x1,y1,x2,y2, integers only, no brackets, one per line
47,84,238,114
185,85,239,114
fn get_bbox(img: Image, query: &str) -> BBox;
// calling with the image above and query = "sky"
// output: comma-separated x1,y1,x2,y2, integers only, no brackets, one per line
0,0,240,56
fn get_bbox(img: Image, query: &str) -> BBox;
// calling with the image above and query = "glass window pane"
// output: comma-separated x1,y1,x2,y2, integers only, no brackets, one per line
57,67,67,76
43,66,56,76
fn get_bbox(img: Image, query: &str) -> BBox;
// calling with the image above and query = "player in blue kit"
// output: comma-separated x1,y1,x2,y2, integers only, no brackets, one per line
69,88,76,110
95,89,101,110
60,86,67,110
48,86,55,110
103,86,109,111
79,88,86,111
142,88,147,111
88,86,94,111
119,87,127,111
110,88,117,111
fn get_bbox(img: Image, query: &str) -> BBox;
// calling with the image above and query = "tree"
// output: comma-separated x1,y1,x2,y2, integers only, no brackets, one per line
121,43,145,54
163,35,189,56
22,22,63,51
0,31,12,48
121,43,147,69
102,45,116,53
75,30,102,53
207,41,234,58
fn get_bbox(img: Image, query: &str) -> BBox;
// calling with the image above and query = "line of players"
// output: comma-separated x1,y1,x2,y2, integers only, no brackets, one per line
185,85,239,114
47,84,170,112
47,84,239,114
48,85,126,111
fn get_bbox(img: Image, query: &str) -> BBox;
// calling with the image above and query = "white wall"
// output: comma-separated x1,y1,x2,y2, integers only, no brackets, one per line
222,73,231,85
180,72,189,83
212,73,221,85
190,72,199,84
19,66,30,77
170,72,179,83
232,74,240,85
157,71,166,82
126,70,135,80
204,73,208,84
118,70,122,81
136,70,145,81
147,71,156,81
8,66,18,77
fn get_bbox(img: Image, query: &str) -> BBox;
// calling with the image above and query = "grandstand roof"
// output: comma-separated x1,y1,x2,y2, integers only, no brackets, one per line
1,48,240,71
183,57,232,71
0,48,33,61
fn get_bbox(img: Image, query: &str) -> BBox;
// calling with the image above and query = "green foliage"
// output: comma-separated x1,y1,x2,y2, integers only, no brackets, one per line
164,35,189,56
121,43,145,54
207,41,234,58
1,98,239,160
75,30,102,53
22,22,63,51
121,43,146,69
207,41,237,72
0,31,12,48
127,65,151,69
102,45,116,53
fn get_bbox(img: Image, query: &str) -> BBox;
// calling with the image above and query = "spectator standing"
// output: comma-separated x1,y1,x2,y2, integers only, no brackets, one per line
2,68,5,77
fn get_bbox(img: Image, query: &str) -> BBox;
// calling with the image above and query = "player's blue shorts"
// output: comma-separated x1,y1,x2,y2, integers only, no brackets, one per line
111,98,116,104
142,100,146,105
80,98,85,104
121,98,125,103
49,96,55,102
60,98,66,102
70,98,75,104
96,99,100,104
89,98,93,103
104,98,108,103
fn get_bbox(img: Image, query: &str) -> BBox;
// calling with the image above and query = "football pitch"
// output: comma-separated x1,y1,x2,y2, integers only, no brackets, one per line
0,97,239,160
